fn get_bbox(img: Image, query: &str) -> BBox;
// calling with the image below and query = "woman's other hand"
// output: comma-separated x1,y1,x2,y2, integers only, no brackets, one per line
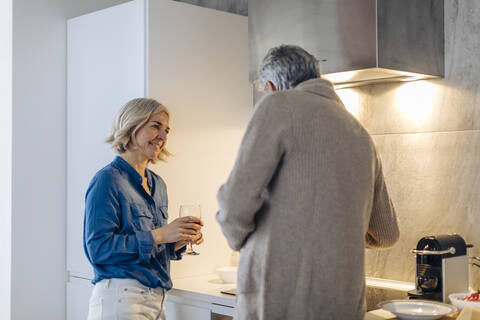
151,216,203,245
174,229,204,252
173,230,203,251
192,231,204,245
174,240,189,252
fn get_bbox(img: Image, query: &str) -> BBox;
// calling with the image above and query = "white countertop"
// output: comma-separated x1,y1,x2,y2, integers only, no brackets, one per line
365,277,415,292
169,273,236,308
168,274,417,316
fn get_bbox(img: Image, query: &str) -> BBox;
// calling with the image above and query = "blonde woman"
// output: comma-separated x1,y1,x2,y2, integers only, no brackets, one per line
84,98,203,320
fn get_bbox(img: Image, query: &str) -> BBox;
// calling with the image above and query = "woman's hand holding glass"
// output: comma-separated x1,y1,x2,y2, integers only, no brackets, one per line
174,231,204,251
151,216,203,246
179,205,203,255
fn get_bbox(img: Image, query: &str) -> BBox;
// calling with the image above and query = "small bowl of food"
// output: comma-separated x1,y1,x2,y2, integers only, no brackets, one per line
449,292,480,310
216,266,237,283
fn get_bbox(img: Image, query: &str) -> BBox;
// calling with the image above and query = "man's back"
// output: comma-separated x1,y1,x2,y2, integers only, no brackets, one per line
217,78,399,320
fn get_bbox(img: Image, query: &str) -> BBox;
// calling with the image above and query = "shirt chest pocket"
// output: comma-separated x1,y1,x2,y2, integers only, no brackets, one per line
130,205,155,231
159,205,168,221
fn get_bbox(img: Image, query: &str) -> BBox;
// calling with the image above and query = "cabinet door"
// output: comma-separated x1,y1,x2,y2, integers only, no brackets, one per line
67,277,94,320
147,0,250,279
165,301,211,320
211,303,234,317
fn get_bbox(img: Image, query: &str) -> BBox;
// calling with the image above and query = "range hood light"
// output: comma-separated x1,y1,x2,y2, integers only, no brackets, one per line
324,68,438,90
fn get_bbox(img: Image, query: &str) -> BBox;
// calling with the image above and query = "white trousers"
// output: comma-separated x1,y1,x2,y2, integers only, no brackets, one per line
87,278,166,320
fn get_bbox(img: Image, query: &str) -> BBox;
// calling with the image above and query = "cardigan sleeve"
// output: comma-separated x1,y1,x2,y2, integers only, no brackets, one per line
365,153,400,249
216,95,289,251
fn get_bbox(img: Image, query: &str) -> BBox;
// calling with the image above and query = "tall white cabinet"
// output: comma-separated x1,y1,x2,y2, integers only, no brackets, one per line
67,1,249,319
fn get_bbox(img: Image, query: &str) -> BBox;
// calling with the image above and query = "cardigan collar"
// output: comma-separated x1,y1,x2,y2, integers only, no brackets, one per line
294,77,342,103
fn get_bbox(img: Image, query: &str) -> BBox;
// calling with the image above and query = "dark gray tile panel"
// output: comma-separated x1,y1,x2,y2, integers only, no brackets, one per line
174,0,247,16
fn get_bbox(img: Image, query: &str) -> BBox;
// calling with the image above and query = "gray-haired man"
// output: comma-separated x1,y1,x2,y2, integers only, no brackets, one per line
216,45,399,320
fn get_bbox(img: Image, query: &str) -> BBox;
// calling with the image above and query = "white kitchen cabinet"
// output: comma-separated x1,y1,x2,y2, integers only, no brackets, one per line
165,274,235,319
67,0,146,282
166,292,234,320
66,276,94,320
67,0,249,319
165,300,211,320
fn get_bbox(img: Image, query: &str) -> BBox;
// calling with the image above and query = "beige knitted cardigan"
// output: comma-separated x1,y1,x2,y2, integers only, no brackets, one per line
216,78,399,320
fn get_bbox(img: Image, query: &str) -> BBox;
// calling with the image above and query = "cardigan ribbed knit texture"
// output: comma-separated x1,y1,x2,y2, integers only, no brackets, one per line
216,78,399,320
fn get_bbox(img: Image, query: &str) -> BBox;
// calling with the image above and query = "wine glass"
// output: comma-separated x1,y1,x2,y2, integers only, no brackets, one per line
179,204,202,255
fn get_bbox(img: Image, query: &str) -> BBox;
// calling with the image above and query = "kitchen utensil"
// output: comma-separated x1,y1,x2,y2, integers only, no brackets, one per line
220,288,236,296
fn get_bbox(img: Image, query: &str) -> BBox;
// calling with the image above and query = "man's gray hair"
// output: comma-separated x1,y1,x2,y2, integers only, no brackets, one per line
258,45,321,91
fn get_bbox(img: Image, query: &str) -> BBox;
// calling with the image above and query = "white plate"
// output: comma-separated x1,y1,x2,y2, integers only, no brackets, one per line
377,299,457,320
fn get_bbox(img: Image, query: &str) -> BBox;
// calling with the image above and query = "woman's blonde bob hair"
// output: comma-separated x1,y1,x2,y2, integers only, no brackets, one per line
106,98,171,163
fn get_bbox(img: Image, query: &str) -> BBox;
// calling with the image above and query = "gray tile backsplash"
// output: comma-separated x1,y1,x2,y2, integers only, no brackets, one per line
335,0,480,295
343,0,480,135
366,131,480,282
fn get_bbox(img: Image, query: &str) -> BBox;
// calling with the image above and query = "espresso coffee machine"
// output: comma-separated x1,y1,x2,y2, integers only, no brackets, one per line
408,234,469,302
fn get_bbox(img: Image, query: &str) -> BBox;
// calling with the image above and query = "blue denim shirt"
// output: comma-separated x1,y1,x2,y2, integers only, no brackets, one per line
83,156,184,289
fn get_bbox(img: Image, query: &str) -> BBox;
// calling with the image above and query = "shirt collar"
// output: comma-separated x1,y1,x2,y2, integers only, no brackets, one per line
112,156,143,185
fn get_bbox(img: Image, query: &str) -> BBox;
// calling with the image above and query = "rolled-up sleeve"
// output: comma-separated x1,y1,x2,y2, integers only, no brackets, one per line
83,174,154,265
167,243,186,260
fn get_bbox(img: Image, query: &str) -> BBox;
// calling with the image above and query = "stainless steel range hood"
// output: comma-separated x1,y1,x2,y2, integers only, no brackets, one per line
249,0,444,89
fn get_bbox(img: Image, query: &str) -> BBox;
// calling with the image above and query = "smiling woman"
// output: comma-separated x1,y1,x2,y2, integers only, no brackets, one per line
137,112,171,161
106,98,172,163
83,98,204,320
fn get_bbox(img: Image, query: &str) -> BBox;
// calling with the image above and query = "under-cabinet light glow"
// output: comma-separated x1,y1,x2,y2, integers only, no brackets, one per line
336,89,361,119
394,81,436,125
324,67,438,90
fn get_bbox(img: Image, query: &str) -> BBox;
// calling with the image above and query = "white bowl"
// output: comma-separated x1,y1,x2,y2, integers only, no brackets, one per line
216,266,237,283
449,293,480,310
